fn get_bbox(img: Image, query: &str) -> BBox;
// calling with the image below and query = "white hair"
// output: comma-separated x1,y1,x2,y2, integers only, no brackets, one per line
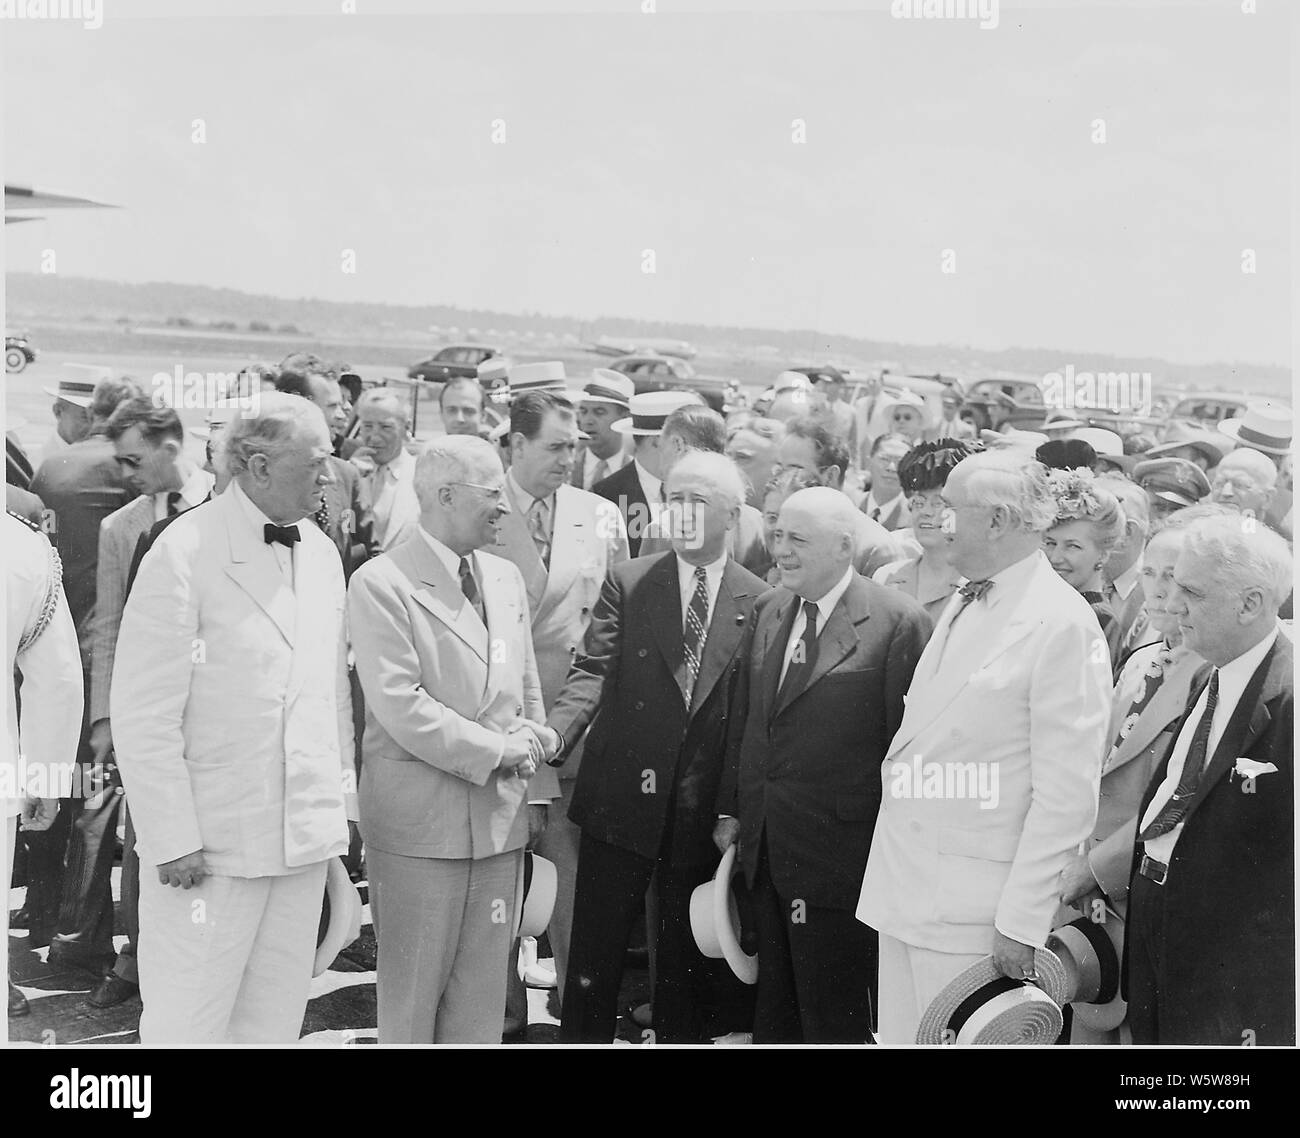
667,450,746,511
356,387,410,426
958,449,1057,533
222,393,328,475
413,435,498,509
1218,447,1278,489
1183,514,1293,606
782,486,861,554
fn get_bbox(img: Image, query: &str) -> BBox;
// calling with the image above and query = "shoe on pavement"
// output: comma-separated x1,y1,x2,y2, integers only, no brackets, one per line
88,973,139,1009
517,936,558,989
8,981,29,1018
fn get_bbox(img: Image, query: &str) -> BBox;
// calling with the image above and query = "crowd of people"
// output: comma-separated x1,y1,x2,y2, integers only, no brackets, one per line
3,353,1293,1046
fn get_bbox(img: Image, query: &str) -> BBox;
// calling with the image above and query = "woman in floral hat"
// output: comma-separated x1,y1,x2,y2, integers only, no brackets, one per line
1042,467,1127,669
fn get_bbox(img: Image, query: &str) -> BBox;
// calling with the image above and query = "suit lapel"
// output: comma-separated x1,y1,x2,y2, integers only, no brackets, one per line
1180,637,1287,827
494,499,547,615
688,562,752,718
760,592,796,724
221,491,296,647
408,539,489,663
772,579,865,719
1104,652,1207,775
537,486,581,619
646,554,684,676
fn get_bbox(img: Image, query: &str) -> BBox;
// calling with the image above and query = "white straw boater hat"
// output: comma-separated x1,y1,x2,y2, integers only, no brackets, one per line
915,947,1069,1045
513,851,558,939
688,844,757,985
190,398,252,439
313,857,363,977
43,363,113,407
611,390,700,436
1218,402,1292,455
506,361,573,401
1046,911,1127,1032
572,368,634,408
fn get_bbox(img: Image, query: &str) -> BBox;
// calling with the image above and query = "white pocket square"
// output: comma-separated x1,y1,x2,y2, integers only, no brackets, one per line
1234,758,1279,779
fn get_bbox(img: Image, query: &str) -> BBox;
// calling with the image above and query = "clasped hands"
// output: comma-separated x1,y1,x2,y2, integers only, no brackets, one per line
500,720,561,780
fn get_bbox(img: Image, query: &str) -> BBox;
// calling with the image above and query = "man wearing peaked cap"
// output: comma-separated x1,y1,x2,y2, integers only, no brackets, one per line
1133,457,1210,525
570,369,633,492
593,390,702,557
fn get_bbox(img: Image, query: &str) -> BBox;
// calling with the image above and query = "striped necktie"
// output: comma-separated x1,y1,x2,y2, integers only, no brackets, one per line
1138,670,1219,841
679,565,710,706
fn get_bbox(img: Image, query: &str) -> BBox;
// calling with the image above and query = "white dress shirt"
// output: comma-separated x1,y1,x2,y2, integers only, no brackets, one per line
506,468,555,545
778,566,854,687
370,446,416,546
151,464,214,522
863,489,904,523
418,525,479,605
230,479,294,587
676,551,727,632
1140,625,1279,864
1111,557,1141,604
932,549,1042,674
582,447,629,491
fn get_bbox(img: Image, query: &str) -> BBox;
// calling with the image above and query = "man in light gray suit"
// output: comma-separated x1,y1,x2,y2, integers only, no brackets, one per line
492,390,629,1028
348,435,553,1043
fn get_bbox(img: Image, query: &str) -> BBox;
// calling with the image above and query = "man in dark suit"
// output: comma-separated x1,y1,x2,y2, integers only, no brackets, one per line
24,375,139,948
546,451,766,1043
592,391,701,557
718,486,930,1043
276,366,373,579
1125,515,1294,1045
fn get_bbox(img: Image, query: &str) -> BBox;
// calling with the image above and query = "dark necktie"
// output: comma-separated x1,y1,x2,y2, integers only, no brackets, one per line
264,523,300,548
1138,670,1219,841
165,491,183,517
777,600,820,707
459,555,486,627
679,565,710,706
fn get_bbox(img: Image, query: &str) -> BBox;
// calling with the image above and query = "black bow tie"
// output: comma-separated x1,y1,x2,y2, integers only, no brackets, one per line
264,523,301,548
957,579,993,604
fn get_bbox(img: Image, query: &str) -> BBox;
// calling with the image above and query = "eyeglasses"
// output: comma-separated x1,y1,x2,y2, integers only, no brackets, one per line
447,481,507,502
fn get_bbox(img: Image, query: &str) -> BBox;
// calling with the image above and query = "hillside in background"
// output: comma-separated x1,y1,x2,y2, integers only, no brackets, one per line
4,273,1290,398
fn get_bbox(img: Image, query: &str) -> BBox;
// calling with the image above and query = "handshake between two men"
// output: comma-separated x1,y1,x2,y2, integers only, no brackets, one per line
500,720,562,781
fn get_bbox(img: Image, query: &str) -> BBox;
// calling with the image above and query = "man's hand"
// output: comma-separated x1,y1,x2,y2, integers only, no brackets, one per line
991,930,1037,982
348,447,377,476
1058,851,1101,907
499,727,541,778
519,720,561,761
89,718,113,765
527,804,548,848
157,849,209,890
19,796,59,833
712,816,740,855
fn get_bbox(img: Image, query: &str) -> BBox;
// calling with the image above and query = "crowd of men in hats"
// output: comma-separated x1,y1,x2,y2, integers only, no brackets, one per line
3,355,1293,1046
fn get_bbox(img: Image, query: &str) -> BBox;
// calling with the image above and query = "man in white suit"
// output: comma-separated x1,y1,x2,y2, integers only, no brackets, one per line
348,435,551,1043
858,449,1112,1043
350,389,420,551
111,394,356,1045
492,390,629,1022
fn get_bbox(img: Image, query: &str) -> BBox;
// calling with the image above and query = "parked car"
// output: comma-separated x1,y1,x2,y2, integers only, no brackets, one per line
1165,391,1280,429
408,343,505,384
608,354,737,413
5,333,37,373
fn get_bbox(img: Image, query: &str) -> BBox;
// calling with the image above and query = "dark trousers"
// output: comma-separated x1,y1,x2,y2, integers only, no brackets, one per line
1126,871,1163,1044
561,833,718,1043
51,762,124,966
751,836,876,1044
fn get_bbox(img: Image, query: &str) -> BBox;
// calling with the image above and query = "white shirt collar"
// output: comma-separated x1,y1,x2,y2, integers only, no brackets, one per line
676,550,728,596
156,463,213,514
965,548,1043,609
507,468,554,513
380,446,416,481
1216,625,1281,693
634,458,662,504
802,565,855,626
417,525,472,581
1111,556,1142,601
866,488,903,513
586,447,627,479
230,477,283,534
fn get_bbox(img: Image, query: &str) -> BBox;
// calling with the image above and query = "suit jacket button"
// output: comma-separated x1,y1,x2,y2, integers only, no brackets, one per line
635,700,645,710
638,648,648,658
515,704,523,715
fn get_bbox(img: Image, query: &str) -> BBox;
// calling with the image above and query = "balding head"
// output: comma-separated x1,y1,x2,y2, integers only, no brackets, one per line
771,487,860,601
664,451,745,564
1211,448,1278,520
414,435,510,555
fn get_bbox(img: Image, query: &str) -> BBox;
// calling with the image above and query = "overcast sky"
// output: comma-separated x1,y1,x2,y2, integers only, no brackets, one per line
3,0,1292,367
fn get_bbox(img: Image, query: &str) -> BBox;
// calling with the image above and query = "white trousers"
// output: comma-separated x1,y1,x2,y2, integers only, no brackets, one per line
136,862,327,1046
877,932,987,1044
